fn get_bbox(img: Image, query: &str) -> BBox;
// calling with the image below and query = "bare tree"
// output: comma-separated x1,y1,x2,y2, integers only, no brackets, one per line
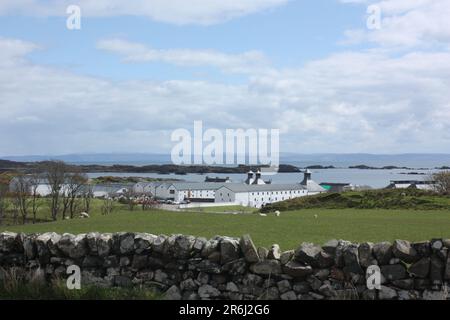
82,183,94,213
123,187,137,211
11,174,31,224
62,170,88,219
40,161,68,221
0,183,9,225
432,171,450,195
101,197,115,215
28,174,41,224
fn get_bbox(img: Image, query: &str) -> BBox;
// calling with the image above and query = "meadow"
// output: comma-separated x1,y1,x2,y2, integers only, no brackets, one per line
4,206,450,250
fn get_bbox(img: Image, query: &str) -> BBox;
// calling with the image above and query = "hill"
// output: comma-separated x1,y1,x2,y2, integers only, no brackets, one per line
260,189,450,212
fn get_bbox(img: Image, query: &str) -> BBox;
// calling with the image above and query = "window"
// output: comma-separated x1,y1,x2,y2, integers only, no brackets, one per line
169,190,175,194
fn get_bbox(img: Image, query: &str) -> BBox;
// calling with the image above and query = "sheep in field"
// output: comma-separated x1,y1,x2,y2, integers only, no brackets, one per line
275,210,281,217
80,212,90,219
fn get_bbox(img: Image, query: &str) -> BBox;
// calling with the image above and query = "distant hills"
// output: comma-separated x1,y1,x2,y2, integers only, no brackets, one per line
1,153,450,168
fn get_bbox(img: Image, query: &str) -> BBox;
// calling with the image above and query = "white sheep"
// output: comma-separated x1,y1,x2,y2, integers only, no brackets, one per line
80,212,90,219
275,210,281,217
259,213,267,217
314,214,318,219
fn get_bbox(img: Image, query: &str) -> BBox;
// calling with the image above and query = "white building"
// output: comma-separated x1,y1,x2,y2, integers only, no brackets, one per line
166,182,226,202
300,169,326,195
386,180,436,191
215,184,308,208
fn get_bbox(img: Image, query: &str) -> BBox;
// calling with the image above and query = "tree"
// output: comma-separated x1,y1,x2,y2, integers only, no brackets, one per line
62,170,88,219
40,161,68,221
11,174,31,224
82,184,94,213
432,171,450,195
101,197,115,215
28,173,41,224
123,188,137,211
0,183,9,225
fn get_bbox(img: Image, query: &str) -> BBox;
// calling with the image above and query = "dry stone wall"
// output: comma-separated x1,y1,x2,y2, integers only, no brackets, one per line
1,231,450,300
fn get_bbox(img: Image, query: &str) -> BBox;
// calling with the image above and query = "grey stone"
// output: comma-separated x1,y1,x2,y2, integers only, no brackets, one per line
334,240,351,267
373,242,393,265
412,241,431,258
322,239,339,256
174,235,195,259
192,237,207,253
358,242,375,268
381,264,406,282
445,254,450,280
153,235,167,254
164,285,182,300
23,235,37,260
295,242,322,267
282,261,313,278
131,255,148,270
180,278,198,291
423,290,446,300
277,280,291,294
57,233,87,259
268,244,281,260
119,233,135,255
201,239,219,258
392,279,414,290
293,281,311,294
250,260,282,275
280,250,294,265
97,233,112,257
226,282,239,292
114,275,133,287
408,257,430,278
430,255,444,283
343,244,363,274
379,285,397,300
393,239,419,263
86,232,100,255
239,234,260,263
258,247,269,260
134,233,156,254
198,284,221,298
220,237,240,264
280,290,297,300
398,290,421,300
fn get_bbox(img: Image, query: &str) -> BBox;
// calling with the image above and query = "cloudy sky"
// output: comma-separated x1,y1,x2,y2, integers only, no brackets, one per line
0,0,449,156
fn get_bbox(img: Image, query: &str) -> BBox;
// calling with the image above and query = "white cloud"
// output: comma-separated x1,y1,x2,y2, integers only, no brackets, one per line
0,0,289,25
97,38,270,74
342,0,450,48
1,36,450,155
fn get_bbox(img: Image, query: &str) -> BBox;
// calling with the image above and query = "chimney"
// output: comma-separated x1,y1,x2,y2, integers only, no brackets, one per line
301,169,312,185
245,170,254,185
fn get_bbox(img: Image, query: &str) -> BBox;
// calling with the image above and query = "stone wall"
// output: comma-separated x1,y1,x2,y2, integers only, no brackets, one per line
1,231,449,300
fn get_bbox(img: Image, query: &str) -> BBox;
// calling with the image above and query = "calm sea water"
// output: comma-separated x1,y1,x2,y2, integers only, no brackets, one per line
87,168,439,189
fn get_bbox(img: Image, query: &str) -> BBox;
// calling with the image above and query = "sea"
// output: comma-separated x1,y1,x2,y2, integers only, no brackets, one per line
86,166,441,189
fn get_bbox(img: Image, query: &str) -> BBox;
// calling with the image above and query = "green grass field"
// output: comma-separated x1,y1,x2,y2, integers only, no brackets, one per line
4,208,450,250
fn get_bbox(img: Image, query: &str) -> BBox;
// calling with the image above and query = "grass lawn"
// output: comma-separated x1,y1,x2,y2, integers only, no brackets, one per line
4,208,450,250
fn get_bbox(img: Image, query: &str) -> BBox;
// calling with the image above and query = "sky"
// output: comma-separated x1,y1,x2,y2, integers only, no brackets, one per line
0,0,450,156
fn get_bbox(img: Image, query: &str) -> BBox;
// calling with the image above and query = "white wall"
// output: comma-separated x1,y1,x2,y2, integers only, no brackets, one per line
215,188,308,208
